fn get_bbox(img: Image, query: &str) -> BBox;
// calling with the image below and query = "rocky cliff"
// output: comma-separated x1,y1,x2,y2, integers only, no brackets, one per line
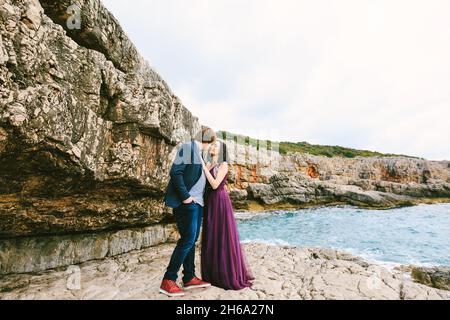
0,0,200,274
226,140,450,210
1,0,450,276
0,0,200,240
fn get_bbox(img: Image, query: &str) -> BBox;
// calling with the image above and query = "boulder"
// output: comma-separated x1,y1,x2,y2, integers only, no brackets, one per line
411,266,450,291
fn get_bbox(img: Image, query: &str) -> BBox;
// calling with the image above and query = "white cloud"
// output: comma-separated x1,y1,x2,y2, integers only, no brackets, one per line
103,0,450,160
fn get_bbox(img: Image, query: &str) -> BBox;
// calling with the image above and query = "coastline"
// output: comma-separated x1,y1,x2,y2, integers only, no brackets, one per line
235,201,450,292
235,202,450,269
1,242,449,300
235,197,450,213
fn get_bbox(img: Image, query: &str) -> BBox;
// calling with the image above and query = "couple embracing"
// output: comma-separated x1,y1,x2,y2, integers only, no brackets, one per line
159,127,254,297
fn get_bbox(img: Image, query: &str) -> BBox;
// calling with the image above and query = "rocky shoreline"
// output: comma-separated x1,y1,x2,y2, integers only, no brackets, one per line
225,141,450,211
1,242,449,300
234,197,450,213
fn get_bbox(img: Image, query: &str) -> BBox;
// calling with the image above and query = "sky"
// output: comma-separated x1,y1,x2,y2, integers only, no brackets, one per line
102,0,450,160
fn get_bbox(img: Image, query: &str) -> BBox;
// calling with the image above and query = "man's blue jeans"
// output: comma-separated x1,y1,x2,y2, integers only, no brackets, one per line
164,202,203,283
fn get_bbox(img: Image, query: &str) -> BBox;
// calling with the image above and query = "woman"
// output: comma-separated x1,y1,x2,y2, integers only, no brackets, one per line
200,140,254,290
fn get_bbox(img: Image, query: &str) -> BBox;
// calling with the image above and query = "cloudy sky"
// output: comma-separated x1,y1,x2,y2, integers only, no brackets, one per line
103,0,450,160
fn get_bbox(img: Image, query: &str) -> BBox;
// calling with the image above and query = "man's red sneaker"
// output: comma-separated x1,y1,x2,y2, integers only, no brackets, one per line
183,277,212,290
159,279,185,297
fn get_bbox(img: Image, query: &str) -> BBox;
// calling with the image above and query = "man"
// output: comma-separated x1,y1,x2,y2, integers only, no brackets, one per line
159,127,216,297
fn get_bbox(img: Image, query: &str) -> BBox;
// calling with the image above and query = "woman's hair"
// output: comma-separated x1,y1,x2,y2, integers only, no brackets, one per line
217,140,230,164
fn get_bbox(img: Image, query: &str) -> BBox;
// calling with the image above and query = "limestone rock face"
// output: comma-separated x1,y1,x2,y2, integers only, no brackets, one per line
227,143,450,209
0,224,178,275
0,0,200,237
39,0,142,73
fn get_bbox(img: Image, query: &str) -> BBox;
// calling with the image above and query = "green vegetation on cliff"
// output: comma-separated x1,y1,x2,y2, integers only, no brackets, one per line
217,131,416,158
277,141,412,158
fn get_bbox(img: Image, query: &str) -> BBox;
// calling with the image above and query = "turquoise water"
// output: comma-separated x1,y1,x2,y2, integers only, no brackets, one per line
236,203,450,267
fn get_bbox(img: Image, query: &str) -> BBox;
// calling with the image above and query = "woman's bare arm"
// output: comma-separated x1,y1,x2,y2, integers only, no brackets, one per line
202,162,228,190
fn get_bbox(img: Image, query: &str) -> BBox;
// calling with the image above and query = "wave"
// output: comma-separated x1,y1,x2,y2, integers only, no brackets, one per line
241,238,292,247
235,211,284,221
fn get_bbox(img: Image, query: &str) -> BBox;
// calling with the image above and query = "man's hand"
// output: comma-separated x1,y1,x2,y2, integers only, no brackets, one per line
183,197,195,204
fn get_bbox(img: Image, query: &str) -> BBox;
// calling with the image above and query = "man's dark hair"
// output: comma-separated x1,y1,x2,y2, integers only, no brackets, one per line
194,126,217,143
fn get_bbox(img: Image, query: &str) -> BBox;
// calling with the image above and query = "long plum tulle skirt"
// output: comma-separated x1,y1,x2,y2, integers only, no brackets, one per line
201,188,254,290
